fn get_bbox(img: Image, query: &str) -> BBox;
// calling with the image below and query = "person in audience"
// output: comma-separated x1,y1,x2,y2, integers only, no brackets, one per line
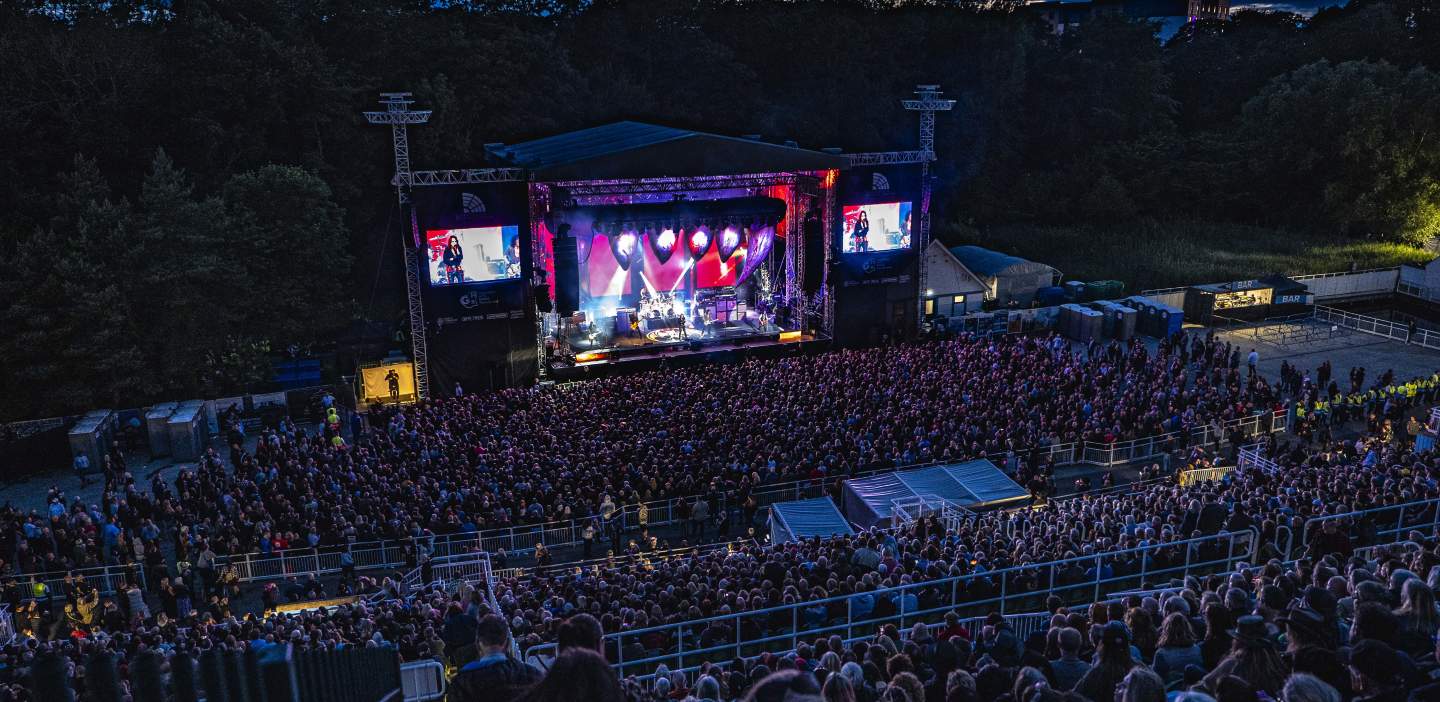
1075,622,1136,702
1281,674,1341,702
745,669,823,702
1118,667,1166,702
1048,627,1091,691
448,614,542,702
1152,613,1203,687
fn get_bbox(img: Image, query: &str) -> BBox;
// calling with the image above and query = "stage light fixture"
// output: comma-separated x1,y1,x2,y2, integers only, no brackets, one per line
687,225,712,259
652,227,678,264
718,225,741,263
611,228,639,270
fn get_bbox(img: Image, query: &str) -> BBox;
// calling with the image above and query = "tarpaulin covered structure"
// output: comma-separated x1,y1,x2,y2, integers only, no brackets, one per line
770,497,855,543
841,460,1028,528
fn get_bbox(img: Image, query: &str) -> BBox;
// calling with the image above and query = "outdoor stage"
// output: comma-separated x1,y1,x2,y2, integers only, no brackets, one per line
363,88,950,396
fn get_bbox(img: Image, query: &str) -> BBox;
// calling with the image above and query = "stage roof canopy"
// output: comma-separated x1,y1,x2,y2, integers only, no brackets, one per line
485,121,849,181
841,460,1028,529
770,497,855,544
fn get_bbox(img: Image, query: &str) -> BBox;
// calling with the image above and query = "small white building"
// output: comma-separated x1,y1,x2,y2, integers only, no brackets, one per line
922,240,988,318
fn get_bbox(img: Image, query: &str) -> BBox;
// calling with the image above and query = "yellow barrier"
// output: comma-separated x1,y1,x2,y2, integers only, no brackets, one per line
1179,466,1233,487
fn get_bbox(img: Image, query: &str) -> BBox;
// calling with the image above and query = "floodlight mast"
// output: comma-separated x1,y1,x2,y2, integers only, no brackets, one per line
365,92,433,401
902,85,954,331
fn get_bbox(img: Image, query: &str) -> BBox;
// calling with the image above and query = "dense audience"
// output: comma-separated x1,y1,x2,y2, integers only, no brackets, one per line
143,332,1287,562
574,533,1440,702
0,328,1437,702
485,432,1439,655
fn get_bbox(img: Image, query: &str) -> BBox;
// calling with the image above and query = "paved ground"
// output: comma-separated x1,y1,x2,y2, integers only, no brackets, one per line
1214,324,1440,381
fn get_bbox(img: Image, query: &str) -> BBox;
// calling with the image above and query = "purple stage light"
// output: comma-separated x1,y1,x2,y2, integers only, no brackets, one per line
718,226,741,263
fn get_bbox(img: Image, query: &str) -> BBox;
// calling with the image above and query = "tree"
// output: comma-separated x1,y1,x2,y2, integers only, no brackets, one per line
1241,60,1440,243
132,149,239,395
0,156,147,419
222,164,353,347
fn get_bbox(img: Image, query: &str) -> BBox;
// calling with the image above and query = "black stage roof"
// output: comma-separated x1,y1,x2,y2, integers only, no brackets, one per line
484,121,849,181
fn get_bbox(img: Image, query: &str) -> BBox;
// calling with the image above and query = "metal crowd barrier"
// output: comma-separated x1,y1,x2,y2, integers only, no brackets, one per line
1297,496,1440,560
1314,305,1440,349
7,563,146,601
523,530,1254,678
28,644,401,702
401,659,447,702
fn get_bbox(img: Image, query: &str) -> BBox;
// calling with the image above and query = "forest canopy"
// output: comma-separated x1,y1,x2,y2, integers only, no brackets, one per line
2,0,1440,418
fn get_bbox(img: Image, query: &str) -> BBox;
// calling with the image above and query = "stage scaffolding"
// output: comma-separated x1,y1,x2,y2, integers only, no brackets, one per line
529,171,832,379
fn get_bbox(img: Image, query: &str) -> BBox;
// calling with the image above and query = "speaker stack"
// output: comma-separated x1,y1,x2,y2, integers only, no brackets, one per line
553,224,580,315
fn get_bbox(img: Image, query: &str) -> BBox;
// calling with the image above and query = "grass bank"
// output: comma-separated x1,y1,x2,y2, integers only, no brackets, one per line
945,220,1431,292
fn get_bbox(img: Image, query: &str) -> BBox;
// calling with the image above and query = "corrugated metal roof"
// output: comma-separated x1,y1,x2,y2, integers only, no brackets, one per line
485,121,848,179
486,122,696,171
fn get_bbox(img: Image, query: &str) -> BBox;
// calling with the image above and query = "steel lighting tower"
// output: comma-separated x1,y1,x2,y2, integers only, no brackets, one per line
901,85,954,329
365,93,434,401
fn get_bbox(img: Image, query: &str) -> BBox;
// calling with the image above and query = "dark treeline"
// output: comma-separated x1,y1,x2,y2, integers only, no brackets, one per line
1,0,1439,420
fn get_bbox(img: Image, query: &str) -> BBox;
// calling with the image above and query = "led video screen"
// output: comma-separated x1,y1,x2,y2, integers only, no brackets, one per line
425,226,522,285
841,202,912,254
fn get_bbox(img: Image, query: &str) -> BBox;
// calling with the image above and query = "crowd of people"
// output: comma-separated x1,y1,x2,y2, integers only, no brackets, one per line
481,429,1440,659
85,331,1290,576
571,531,1440,702
0,329,1435,701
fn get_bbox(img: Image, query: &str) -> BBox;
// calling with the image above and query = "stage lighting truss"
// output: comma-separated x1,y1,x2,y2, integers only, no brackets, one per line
553,172,814,197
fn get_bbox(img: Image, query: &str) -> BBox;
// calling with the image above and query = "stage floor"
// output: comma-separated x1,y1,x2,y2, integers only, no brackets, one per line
552,321,816,370
570,317,779,352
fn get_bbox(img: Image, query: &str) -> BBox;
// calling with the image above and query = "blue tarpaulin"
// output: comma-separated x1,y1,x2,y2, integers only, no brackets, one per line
841,459,1028,528
770,497,855,543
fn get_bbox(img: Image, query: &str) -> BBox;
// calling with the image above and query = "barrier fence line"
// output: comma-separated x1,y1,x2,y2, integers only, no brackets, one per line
522,530,1253,678
400,659,447,702
1314,305,1440,350
1296,496,1440,561
8,563,146,604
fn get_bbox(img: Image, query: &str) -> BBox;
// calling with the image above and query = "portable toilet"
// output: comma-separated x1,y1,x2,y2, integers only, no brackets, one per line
1092,302,1117,339
1128,297,1158,337
1060,304,1082,339
1163,303,1185,336
1036,286,1067,307
67,411,113,475
1064,281,1086,301
167,404,206,462
1153,303,1184,338
1111,302,1138,341
146,402,177,457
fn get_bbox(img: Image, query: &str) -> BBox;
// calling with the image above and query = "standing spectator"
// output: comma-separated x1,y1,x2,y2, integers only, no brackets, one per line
693,498,710,540
449,614,542,702
514,649,623,702
1049,627,1092,691
1075,622,1136,702
1152,613,1202,687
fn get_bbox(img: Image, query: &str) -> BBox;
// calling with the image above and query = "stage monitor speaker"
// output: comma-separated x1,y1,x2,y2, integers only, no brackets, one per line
554,227,580,315
803,212,824,293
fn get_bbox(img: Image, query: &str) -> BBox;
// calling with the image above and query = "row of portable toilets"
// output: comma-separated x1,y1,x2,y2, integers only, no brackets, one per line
1057,296,1184,342
66,401,209,473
